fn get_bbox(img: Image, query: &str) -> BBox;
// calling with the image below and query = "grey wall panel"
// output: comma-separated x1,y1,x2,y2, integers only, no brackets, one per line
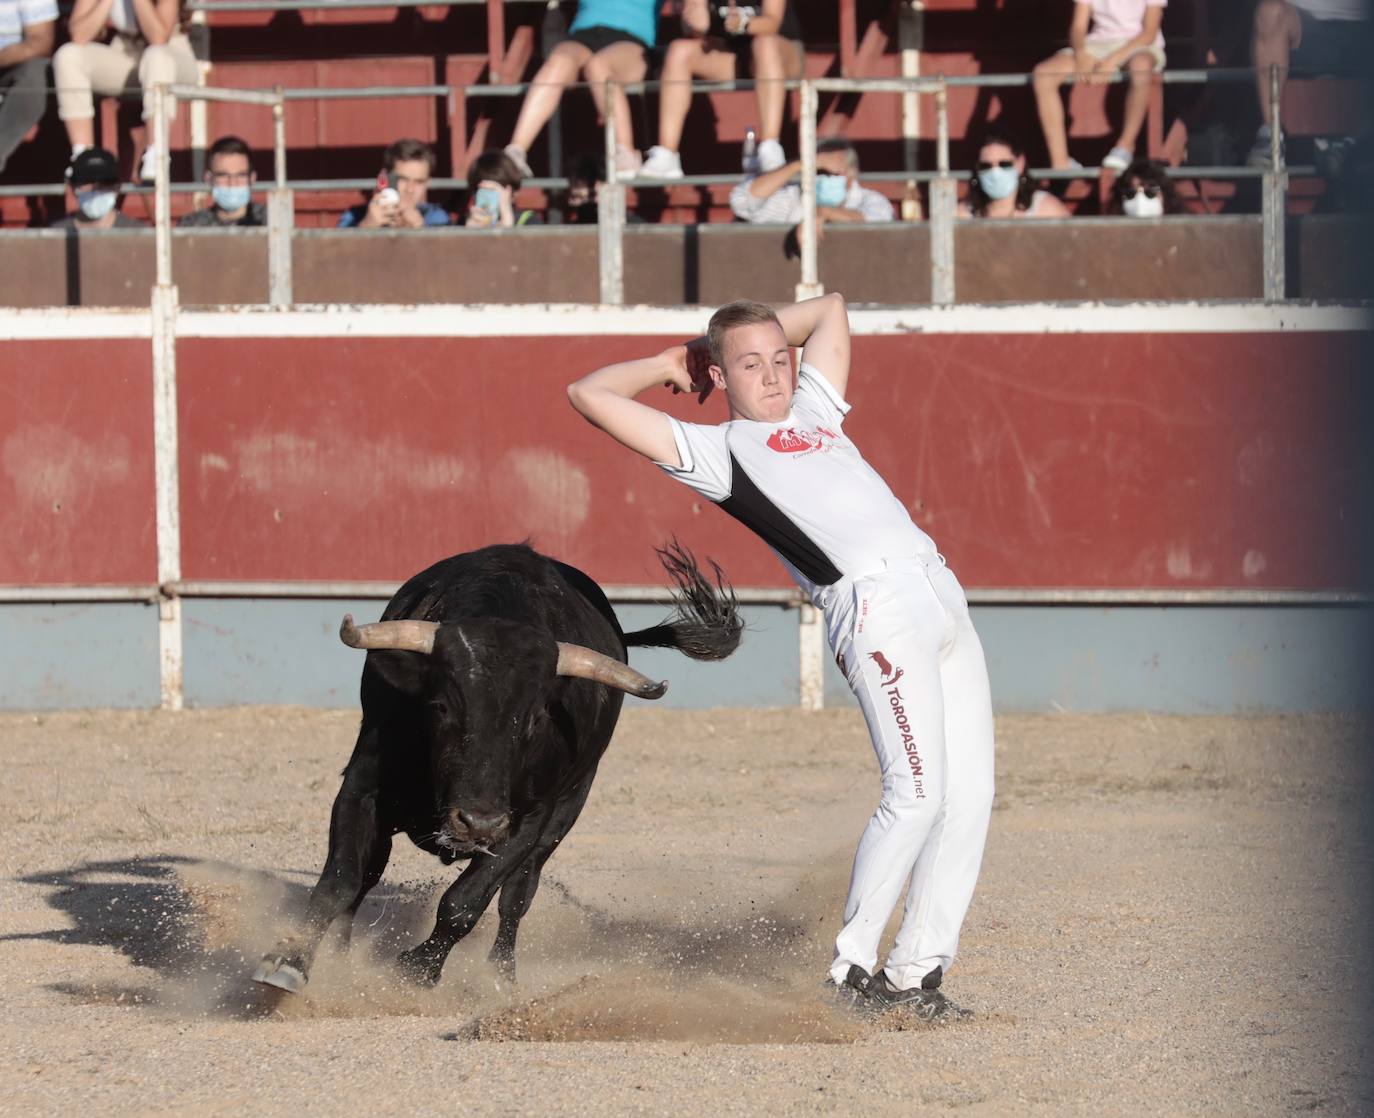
0,603,158,710
181,598,381,709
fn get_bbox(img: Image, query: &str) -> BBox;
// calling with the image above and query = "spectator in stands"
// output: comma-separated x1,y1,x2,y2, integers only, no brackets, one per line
959,131,1071,218
560,149,644,223
1031,0,1167,173
53,0,199,182
0,0,55,175
1247,0,1371,166
640,0,805,180
338,138,449,229
50,144,142,228
503,0,658,180
729,137,896,226
1109,157,1181,215
463,148,541,228
178,135,266,227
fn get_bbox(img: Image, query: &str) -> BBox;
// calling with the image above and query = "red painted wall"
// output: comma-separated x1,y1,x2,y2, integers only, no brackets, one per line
6,331,1370,590
0,341,156,584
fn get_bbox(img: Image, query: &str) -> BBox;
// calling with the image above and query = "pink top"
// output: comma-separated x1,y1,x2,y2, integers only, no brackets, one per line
1085,0,1167,48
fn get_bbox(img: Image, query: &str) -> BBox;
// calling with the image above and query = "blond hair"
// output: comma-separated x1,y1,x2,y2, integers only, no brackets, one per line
707,300,783,366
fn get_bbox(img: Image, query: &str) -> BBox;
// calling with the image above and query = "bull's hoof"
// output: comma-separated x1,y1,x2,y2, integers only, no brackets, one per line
395,946,444,988
252,954,308,995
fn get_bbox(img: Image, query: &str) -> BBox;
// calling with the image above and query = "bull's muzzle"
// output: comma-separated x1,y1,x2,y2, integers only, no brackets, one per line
446,804,511,850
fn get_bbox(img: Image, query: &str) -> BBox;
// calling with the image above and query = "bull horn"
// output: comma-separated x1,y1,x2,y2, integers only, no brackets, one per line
555,642,668,700
340,615,439,654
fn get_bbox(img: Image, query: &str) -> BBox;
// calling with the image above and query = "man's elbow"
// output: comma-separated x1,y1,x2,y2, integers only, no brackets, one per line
29,25,55,57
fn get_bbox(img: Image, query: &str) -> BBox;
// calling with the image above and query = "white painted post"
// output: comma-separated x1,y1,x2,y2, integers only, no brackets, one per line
150,83,183,710
795,80,823,301
597,80,625,305
929,81,956,306
798,603,825,710
1261,63,1286,303
268,90,293,307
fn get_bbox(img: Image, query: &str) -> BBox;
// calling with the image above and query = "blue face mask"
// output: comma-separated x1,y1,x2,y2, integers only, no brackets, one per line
77,189,118,220
212,183,252,212
976,165,1019,201
816,174,848,208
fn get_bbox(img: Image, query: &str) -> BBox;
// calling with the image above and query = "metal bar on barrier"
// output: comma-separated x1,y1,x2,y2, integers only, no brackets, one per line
796,80,821,301
1262,63,1287,302
269,89,294,306
929,81,956,306
597,80,624,305
149,83,184,710
168,82,281,106
184,0,507,11
7,581,1368,606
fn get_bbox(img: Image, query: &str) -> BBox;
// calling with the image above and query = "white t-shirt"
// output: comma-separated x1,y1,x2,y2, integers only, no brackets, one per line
106,0,137,34
656,362,937,600
0,0,59,51
1086,0,1167,48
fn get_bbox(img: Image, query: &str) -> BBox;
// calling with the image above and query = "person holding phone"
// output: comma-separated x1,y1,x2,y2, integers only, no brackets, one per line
462,148,541,228
338,137,450,229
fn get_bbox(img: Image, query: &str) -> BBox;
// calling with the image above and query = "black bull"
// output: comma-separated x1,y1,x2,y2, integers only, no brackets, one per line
252,542,741,993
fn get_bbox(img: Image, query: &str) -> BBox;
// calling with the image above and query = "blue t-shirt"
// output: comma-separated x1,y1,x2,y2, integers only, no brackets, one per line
569,0,658,46
337,201,450,228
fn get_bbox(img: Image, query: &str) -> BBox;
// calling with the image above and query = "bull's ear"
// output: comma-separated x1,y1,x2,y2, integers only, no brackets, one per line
362,649,438,698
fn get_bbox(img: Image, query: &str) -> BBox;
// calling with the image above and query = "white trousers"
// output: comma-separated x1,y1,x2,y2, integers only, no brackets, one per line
53,33,198,123
820,554,995,990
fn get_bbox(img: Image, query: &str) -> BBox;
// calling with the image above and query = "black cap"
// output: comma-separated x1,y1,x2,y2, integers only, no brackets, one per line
69,147,120,187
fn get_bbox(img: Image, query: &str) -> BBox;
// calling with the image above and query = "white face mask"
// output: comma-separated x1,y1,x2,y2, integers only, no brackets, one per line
77,189,118,220
1122,190,1164,218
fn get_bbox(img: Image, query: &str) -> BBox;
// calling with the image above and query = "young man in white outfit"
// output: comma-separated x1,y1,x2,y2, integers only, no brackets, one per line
567,294,995,1018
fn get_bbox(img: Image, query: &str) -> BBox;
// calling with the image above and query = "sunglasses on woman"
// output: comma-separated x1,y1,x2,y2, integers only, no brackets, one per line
977,159,1016,171
1123,184,1161,199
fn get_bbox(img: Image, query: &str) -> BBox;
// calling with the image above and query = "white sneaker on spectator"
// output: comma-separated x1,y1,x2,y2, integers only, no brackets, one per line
615,144,642,177
138,144,160,183
639,145,683,180
1101,146,1133,173
756,138,785,172
503,144,533,180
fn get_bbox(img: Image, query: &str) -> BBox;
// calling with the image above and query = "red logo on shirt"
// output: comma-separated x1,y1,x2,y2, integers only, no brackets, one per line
766,427,840,455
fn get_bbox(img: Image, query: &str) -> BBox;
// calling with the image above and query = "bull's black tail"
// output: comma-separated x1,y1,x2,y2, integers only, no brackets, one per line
623,540,743,661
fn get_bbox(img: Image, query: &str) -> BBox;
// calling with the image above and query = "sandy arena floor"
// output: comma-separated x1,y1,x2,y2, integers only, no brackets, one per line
0,706,1370,1116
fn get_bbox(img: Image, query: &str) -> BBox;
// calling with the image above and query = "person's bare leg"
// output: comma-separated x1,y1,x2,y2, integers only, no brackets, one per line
752,34,803,142
65,118,95,148
1032,51,1077,168
1115,51,1155,153
1252,0,1300,127
658,39,733,152
509,40,592,153
583,40,648,152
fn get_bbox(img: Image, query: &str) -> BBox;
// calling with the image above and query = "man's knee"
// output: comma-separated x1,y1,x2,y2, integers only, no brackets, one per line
140,43,179,81
662,38,698,74
1032,56,1069,86
750,33,786,74
52,41,82,81
1126,52,1155,79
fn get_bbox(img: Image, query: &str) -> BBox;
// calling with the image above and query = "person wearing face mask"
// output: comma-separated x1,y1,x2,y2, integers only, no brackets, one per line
1110,158,1181,217
178,135,266,227
958,131,1071,219
50,145,144,229
729,137,898,226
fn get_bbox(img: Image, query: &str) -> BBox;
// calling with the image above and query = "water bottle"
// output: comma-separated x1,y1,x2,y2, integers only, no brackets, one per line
742,126,758,174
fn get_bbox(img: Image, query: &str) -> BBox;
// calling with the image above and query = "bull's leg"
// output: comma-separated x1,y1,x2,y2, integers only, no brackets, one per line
328,832,393,956
488,781,594,980
254,729,391,993
394,812,553,987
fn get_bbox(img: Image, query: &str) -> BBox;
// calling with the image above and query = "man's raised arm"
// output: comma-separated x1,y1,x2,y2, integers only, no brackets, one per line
567,344,708,467
775,292,851,399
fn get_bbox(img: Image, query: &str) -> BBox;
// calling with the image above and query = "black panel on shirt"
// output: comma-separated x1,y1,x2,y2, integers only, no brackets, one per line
717,452,843,586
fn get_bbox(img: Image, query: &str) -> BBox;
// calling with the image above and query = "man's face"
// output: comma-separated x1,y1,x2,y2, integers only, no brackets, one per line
710,321,794,423
206,151,253,193
390,158,431,209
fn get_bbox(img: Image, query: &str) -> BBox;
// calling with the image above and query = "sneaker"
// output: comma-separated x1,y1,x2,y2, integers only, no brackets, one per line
839,965,968,1022
1101,145,1133,173
138,143,160,183
503,143,533,180
756,137,786,173
1247,125,1285,169
614,143,641,177
639,144,683,180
